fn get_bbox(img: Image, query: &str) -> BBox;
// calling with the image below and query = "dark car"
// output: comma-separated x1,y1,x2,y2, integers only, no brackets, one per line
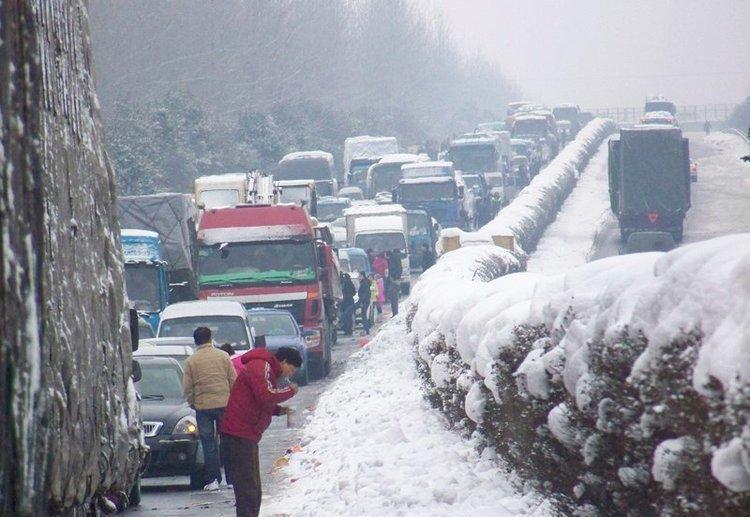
136,356,205,489
245,308,310,385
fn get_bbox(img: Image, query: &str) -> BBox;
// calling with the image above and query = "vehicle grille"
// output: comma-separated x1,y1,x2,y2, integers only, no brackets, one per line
244,299,307,325
142,421,163,438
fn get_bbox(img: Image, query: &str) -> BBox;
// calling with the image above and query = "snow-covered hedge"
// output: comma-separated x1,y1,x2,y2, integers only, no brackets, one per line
409,235,750,514
441,118,617,254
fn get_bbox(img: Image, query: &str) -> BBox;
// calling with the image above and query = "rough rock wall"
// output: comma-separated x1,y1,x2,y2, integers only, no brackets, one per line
1,2,141,515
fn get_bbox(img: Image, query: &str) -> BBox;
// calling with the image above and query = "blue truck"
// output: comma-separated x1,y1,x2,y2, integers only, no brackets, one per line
396,176,470,230
121,229,170,331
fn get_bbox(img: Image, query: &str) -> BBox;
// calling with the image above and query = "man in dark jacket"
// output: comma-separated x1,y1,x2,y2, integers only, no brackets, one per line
421,243,435,270
340,273,356,335
220,347,301,517
357,272,372,334
388,248,403,280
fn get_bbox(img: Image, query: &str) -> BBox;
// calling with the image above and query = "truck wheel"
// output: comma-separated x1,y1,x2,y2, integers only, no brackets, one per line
128,473,142,507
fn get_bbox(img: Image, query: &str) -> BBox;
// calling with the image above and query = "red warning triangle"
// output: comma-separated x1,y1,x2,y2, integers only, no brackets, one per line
647,212,659,224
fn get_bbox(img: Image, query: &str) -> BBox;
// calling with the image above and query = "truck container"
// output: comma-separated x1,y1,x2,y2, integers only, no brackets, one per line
121,229,170,331
608,125,690,242
118,193,199,302
277,151,337,196
343,136,399,190
344,204,411,294
196,204,335,378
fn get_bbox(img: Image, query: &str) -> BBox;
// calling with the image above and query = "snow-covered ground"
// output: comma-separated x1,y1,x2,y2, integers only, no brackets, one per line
527,140,614,275
263,321,551,517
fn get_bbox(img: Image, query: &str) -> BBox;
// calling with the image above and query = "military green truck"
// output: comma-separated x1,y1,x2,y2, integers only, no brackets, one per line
608,126,691,243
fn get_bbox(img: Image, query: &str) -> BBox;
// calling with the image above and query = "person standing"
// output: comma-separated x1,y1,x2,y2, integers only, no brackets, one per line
220,347,301,517
387,274,400,317
421,243,435,271
340,273,356,335
182,327,237,490
357,271,372,334
372,252,388,278
388,248,403,280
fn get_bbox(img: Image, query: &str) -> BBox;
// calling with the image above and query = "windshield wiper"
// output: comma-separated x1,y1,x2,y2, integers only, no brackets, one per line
141,394,165,400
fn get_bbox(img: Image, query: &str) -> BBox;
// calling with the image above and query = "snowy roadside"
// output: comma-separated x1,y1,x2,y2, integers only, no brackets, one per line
527,139,613,275
262,320,551,517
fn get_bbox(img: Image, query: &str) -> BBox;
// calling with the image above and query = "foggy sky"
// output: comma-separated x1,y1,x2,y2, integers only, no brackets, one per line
431,0,750,109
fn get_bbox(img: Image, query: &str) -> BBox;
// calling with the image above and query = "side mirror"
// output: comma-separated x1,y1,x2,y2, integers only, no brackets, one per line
254,335,267,348
132,359,142,383
129,308,139,351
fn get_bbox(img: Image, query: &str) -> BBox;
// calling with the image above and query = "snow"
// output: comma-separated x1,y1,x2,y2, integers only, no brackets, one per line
343,136,399,168
159,300,249,320
377,153,425,164
652,437,692,490
280,150,334,165
264,323,550,517
711,437,750,492
355,215,404,233
343,203,406,216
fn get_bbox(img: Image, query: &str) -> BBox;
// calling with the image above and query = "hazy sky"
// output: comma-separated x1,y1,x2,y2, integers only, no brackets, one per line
431,0,750,109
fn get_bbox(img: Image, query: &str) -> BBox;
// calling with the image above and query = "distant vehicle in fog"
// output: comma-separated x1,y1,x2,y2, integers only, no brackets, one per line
366,153,425,198
338,186,365,201
553,104,582,135
644,97,677,116
608,125,691,243
640,111,678,127
277,151,337,196
343,136,399,191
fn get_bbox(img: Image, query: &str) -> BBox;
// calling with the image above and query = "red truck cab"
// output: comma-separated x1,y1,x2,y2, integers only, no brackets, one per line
197,204,333,378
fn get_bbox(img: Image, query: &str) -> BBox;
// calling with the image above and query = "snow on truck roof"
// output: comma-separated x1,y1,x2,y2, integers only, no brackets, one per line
626,124,682,133
354,215,404,233
160,300,248,320
280,151,334,164
195,173,247,186
399,176,454,185
344,203,406,217
513,114,548,122
401,160,453,171
376,153,425,164
451,134,499,146
198,204,313,244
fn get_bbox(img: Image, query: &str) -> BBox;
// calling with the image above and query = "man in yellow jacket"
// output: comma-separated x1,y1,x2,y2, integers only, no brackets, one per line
183,327,237,490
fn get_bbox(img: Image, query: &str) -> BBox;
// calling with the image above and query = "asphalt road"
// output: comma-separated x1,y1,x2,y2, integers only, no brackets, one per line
125,309,395,516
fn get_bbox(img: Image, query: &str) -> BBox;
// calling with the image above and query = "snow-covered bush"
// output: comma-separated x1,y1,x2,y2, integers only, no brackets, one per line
411,235,750,514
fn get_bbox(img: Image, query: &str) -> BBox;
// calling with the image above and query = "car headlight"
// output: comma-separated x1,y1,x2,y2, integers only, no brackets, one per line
304,330,322,349
173,415,198,437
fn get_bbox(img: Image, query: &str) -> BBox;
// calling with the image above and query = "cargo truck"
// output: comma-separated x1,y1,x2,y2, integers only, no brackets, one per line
121,229,169,331
196,204,336,378
277,151,338,197
608,125,691,243
343,136,399,190
344,204,411,294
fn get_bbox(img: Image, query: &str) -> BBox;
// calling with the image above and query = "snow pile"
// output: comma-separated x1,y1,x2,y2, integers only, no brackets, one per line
439,118,616,254
409,234,750,514
264,323,551,517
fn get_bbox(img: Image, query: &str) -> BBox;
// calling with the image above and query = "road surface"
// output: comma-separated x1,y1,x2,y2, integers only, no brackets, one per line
125,311,395,516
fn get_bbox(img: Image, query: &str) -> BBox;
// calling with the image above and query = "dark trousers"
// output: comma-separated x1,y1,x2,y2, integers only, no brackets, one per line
340,299,355,334
390,296,399,316
195,407,225,483
222,433,261,517
360,301,371,333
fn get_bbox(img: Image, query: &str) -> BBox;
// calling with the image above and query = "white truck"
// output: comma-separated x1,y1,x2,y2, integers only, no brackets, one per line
343,203,411,294
343,136,399,191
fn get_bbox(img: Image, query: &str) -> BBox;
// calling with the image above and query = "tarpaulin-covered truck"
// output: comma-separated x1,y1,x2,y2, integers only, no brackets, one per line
608,125,691,243
343,135,399,191
117,193,199,302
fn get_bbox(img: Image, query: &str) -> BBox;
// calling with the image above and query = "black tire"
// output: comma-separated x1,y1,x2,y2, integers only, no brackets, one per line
307,354,325,381
189,470,205,490
128,474,142,507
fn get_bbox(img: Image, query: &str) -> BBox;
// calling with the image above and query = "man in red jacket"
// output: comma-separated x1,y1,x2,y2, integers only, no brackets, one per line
220,346,301,517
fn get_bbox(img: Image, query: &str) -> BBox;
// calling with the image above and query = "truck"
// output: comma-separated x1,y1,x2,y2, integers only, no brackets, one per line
552,104,582,136
195,171,280,213
406,208,438,270
121,229,170,331
395,175,472,230
344,204,411,294
447,133,508,176
196,204,336,379
343,136,399,191
512,114,558,164
366,153,424,198
277,151,337,197
118,193,199,302
608,125,691,244
276,179,318,217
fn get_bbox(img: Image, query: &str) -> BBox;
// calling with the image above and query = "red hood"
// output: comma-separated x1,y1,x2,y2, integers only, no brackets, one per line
238,347,282,376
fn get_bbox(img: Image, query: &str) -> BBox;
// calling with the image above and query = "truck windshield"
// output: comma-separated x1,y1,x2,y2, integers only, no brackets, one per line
400,182,455,202
199,189,240,209
512,119,547,137
317,201,349,222
407,213,431,237
277,159,331,181
198,241,316,286
449,145,496,173
349,163,371,188
158,315,251,349
371,164,404,194
279,186,310,205
124,264,160,312
355,233,406,254
552,107,578,122
485,174,504,188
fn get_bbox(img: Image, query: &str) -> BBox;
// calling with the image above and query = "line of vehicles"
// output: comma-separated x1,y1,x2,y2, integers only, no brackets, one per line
117,99,586,493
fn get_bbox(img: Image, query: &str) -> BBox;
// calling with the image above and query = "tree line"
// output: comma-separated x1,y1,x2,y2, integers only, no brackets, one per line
89,0,518,195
